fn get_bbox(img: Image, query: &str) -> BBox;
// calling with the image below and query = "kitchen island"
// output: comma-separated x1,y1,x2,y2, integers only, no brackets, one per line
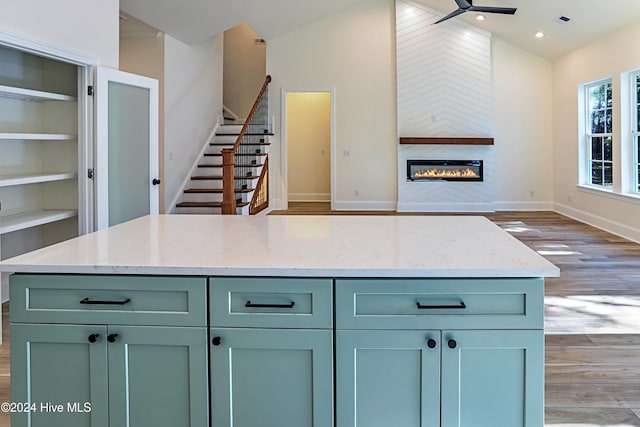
0,214,558,427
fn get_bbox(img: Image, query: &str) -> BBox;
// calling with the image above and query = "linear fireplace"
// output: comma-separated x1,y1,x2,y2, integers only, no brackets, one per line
407,160,483,182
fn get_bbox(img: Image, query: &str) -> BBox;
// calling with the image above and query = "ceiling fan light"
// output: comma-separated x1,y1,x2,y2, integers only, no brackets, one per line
535,31,545,38
476,14,485,21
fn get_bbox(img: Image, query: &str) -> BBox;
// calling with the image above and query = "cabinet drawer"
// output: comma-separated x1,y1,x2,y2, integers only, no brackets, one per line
336,278,543,330
210,277,332,328
10,274,207,326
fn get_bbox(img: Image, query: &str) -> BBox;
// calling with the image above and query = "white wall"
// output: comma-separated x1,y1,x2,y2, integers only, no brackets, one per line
163,34,223,212
0,0,119,67
223,23,266,119
493,38,554,210
553,21,640,242
267,0,398,210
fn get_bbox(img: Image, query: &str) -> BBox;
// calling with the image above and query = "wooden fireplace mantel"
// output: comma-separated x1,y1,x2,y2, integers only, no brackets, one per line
399,137,494,145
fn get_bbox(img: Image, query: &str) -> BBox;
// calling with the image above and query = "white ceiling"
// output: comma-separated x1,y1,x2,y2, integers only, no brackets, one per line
120,0,640,59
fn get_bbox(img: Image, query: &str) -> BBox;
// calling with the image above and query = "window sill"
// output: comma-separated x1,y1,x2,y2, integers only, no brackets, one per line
576,184,640,204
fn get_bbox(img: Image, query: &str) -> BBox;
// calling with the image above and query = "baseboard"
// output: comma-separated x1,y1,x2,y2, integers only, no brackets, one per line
397,202,495,212
494,201,554,211
288,193,331,202
554,202,640,243
333,201,397,211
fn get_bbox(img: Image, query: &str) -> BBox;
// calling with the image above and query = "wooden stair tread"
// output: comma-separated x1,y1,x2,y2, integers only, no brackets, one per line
176,201,250,208
209,142,271,146
216,132,275,136
191,175,260,180
198,164,264,168
184,188,253,194
204,153,267,157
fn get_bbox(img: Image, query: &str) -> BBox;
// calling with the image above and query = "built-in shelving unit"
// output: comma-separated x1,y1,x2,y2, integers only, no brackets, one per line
0,84,77,102
0,133,76,140
0,42,82,304
0,210,78,235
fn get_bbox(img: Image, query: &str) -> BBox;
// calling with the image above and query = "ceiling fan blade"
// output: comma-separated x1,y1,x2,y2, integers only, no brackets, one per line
468,6,517,15
454,0,472,9
433,8,467,24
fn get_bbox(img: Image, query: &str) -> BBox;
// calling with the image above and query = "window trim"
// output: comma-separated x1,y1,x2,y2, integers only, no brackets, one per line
583,78,614,189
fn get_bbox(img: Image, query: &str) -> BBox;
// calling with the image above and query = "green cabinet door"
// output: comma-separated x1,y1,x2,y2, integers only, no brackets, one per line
107,326,208,427
210,328,333,427
440,330,544,427
10,324,109,427
336,330,441,427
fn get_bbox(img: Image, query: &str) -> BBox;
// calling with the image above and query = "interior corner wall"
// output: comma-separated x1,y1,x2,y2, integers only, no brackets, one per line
0,0,119,68
163,34,223,213
267,0,397,210
552,21,640,242
223,24,266,120
120,35,166,212
492,38,553,209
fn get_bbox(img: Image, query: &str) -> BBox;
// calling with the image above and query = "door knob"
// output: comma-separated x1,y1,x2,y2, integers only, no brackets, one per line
448,339,457,349
87,334,100,343
427,339,437,349
107,333,119,343
212,336,222,346
152,178,161,185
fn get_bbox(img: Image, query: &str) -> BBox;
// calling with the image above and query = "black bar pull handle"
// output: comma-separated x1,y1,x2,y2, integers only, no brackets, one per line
416,301,466,310
245,301,295,309
80,297,131,306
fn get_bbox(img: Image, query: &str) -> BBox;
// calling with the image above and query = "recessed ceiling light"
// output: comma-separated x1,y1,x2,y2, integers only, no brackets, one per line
535,31,545,38
476,14,485,21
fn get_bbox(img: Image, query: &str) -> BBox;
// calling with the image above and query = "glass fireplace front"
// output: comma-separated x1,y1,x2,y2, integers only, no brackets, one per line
407,160,483,182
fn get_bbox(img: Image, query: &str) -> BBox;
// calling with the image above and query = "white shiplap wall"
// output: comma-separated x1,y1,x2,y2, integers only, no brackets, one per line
396,0,495,211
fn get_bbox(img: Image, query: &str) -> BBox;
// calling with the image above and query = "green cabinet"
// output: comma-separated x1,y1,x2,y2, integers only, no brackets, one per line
335,278,544,427
10,274,209,427
210,328,333,427
209,277,334,427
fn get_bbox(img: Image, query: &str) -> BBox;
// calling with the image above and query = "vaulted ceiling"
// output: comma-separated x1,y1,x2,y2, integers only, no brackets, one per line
120,0,640,59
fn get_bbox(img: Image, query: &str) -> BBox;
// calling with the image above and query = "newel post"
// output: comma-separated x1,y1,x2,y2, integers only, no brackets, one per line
221,148,236,215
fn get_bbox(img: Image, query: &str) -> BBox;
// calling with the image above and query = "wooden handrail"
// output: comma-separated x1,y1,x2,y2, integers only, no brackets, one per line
221,75,272,215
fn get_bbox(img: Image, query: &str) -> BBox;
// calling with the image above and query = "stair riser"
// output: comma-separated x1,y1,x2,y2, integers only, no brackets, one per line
175,205,249,215
216,124,244,134
188,178,260,189
196,166,260,176
206,146,269,156
181,192,252,203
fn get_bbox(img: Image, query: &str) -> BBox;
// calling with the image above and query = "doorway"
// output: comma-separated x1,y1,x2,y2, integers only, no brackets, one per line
282,90,335,210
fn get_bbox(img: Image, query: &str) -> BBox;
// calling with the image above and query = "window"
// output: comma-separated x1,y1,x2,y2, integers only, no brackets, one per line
633,73,640,193
585,79,613,187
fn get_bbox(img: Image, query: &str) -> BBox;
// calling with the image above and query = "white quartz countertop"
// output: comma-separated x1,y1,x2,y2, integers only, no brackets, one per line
0,215,559,278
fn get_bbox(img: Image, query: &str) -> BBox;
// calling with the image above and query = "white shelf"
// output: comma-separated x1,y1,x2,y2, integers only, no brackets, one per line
0,172,77,187
0,210,78,235
0,84,76,102
0,133,76,141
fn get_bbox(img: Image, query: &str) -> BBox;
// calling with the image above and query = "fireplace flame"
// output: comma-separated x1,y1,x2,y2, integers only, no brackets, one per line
413,168,478,178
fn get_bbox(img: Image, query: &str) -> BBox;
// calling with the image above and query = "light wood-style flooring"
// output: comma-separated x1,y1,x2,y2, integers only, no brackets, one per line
272,203,640,426
0,205,638,426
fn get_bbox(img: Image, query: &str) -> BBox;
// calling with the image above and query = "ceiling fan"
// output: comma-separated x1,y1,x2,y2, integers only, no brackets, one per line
434,0,517,24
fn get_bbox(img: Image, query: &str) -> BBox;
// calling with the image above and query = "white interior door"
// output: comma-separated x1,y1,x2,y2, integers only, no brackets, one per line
95,67,159,230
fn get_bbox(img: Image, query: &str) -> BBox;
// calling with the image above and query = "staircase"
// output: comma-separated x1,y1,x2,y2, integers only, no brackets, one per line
175,123,272,215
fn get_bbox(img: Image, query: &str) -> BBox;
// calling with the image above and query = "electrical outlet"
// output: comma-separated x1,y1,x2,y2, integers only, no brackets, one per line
344,149,351,157
529,190,535,198
355,189,360,197
567,194,572,202
169,152,173,161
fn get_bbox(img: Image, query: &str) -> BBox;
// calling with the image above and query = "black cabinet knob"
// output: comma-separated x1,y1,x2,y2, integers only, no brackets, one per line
448,339,457,349
212,336,222,346
107,334,119,343
88,334,100,343
427,339,437,349
152,178,161,185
